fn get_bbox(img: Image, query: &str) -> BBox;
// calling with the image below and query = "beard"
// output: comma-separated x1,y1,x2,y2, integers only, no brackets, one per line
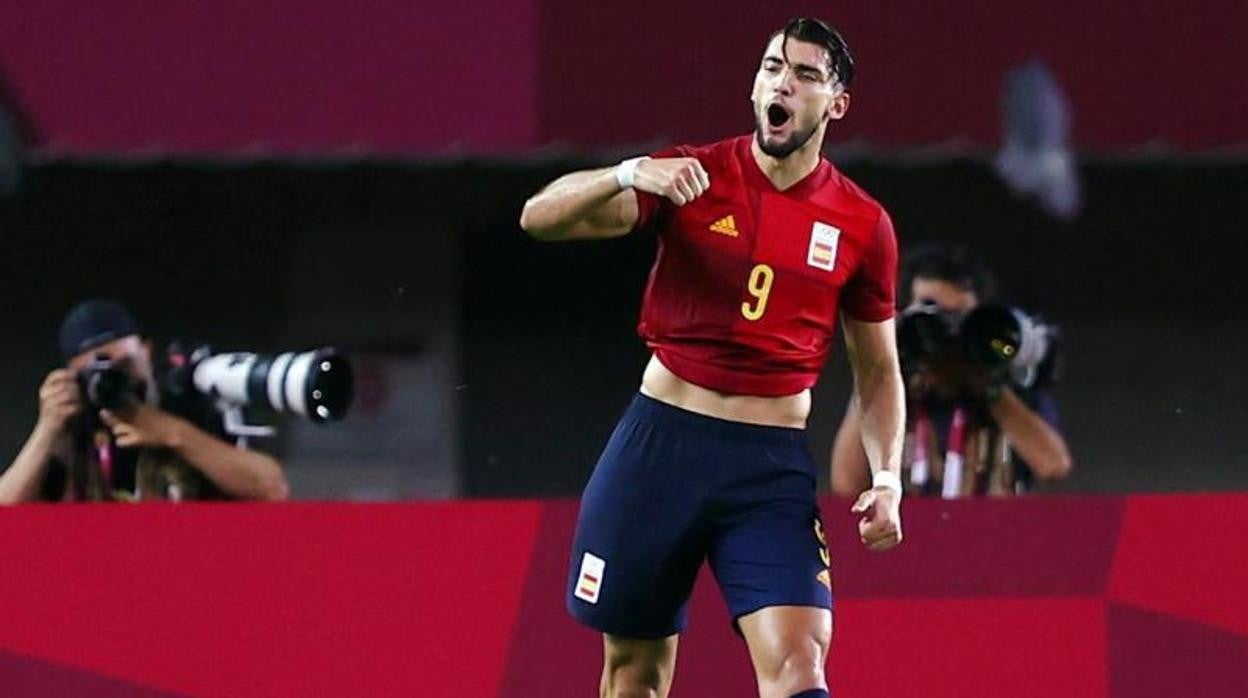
754,113,820,159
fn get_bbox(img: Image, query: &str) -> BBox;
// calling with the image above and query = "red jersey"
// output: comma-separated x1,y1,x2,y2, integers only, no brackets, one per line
633,135,898,396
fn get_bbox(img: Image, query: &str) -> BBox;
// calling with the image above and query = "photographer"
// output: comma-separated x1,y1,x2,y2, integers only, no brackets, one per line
0,300,289,503
831,245,1072,497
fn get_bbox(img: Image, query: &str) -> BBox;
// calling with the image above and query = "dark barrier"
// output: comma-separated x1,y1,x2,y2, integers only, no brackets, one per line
1,158,1245,496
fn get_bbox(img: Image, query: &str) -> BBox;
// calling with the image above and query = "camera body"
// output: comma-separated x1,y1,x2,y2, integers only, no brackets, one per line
897,300,1058,391
76,357,144,411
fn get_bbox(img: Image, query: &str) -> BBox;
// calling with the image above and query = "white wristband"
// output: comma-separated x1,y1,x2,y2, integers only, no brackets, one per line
873,470,903,496
615,156,649,190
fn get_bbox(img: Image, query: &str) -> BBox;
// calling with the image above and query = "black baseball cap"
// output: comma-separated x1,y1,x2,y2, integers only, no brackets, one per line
58,299,141,360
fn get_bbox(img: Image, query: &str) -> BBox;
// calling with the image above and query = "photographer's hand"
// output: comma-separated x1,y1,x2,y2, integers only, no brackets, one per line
37,369,82,434
100,406,289,501
911,358,968,402
99,405,182,449
959,363,1009,405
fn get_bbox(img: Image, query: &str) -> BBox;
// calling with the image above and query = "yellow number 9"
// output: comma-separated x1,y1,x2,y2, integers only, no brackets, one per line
741,263,774,321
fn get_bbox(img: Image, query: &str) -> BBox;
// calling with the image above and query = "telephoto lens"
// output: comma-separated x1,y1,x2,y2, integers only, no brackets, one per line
960,305,1054,372
959,305,1023,368
191,348,354,423
897,300,956,369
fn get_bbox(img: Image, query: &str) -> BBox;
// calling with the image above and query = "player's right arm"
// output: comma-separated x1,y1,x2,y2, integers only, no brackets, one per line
519,157,710,241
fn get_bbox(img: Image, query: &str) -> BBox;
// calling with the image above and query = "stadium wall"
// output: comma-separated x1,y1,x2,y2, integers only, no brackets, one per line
1,1,1244,154
0,495,1244,696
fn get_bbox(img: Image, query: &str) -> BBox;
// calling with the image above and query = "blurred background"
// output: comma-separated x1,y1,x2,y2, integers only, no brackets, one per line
2,1,1245,500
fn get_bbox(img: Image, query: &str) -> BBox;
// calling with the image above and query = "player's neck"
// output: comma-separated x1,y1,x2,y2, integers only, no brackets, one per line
749,136,825,192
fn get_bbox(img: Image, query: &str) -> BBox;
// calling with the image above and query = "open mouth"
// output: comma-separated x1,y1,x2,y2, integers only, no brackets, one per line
766,103,791,128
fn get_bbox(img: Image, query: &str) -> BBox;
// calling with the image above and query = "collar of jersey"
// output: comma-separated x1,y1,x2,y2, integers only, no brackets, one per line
735,134,833,198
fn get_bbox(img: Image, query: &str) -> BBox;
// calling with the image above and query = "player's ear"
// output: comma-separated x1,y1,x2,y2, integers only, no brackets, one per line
827,90,850,122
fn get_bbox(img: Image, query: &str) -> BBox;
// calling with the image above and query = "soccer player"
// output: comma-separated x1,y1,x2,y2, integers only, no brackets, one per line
520,18,904,698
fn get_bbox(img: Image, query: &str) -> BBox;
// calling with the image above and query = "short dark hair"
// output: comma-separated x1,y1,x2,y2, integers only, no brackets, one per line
901,243,996,304
770,17,856,87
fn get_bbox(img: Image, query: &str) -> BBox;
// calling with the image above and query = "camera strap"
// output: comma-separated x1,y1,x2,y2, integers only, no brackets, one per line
92,428,115,496
910,406,968,499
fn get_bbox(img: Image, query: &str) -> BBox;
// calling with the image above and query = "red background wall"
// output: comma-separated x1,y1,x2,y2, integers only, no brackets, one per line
0,1,540,155
537,1,1248,151
1,2,1244,155
1,495,1245,696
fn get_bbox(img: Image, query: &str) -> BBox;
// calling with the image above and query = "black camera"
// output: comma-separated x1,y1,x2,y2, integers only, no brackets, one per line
77,358,144,410
897,301,1058,389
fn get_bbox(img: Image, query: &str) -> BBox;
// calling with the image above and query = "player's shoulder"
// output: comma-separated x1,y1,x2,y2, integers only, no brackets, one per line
651,135,744,166
815,163,891,226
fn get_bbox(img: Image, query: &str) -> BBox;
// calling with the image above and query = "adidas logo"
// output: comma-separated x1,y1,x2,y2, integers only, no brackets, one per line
709,215,738,237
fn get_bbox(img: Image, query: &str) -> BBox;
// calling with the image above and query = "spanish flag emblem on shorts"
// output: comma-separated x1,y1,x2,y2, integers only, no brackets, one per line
575,552,606,604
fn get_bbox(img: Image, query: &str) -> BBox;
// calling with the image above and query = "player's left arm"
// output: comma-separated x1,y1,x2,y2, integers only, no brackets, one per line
842,316,905,551
839,208,904,551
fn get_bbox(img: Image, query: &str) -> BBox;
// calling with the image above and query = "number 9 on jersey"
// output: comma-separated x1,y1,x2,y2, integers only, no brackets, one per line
741,263,774,321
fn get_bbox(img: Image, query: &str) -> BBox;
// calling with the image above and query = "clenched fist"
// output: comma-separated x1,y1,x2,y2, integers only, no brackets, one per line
852,485,903,552
633,157,711,206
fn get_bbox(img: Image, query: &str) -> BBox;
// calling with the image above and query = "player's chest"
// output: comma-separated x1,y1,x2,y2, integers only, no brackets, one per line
664,187,878,287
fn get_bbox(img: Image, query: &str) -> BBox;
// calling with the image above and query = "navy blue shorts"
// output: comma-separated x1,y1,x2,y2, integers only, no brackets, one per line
567,393,833,639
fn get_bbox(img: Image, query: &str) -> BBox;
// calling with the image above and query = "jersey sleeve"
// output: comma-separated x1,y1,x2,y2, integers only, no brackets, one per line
841,209,899,322
632,145,695,232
